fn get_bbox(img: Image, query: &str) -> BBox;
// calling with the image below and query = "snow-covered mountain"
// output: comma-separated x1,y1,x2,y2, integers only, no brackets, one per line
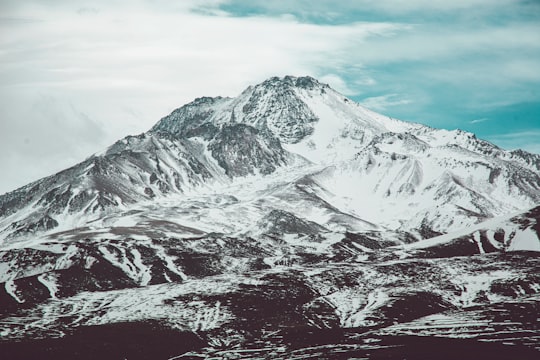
1,75,539,244
1,76,539,358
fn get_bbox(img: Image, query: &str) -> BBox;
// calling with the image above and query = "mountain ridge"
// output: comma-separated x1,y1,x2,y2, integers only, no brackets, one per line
0,75,539,244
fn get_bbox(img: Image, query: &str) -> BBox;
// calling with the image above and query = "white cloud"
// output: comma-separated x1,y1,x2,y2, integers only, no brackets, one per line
0,1,539,192
470,118,489,124
346,22,540,66
354,0,521,13
318,74,360,95
485,130,540,154
359,94,412,111
215,0,522,16
0,2,404,193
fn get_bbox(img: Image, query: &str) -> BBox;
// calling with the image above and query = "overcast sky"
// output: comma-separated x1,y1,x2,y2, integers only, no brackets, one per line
1,0,539,194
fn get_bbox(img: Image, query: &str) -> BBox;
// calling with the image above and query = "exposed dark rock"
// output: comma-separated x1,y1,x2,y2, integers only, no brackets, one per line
258,209,328,235
209,124,287,177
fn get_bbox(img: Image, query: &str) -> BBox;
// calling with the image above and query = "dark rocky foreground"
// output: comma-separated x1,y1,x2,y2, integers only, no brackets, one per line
1,323,538,360
1,243,539,359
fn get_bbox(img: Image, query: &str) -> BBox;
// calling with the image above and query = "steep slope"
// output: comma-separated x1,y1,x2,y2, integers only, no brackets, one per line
0,134,224,240
0,126,293,242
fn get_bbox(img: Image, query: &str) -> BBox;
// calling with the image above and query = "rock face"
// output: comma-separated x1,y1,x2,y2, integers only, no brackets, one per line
257,209,329,235
208,124,287,177
240,76,320,143
151,96,227,140
0,76,539,359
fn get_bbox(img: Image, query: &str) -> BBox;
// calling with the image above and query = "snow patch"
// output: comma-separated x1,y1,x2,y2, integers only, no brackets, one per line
37,273,59,299
5,280,24,303
507,228,540,251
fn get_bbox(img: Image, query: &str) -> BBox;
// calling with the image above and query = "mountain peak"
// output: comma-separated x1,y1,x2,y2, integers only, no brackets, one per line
258,75,328,91
150,75,331,144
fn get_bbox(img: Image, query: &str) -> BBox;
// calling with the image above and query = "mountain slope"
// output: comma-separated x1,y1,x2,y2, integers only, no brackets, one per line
1,76,539,244
1,75,540,359
399,205,540,257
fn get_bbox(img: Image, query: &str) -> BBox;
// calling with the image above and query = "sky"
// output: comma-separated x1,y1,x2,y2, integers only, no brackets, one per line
1,0,539,194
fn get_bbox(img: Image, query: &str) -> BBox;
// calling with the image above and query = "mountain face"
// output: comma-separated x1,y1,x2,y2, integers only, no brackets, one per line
2,76,539,242
1,76,539,359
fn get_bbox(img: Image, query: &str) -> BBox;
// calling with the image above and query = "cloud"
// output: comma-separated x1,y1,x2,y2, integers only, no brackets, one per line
470,118,489,124
0,0,539,192
77,7,99,15
484,130,540,154
0,91,109,193
350,0,522,13
218,0,524,18
359,94,412,111
318,74,364,95
0,1,405,193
